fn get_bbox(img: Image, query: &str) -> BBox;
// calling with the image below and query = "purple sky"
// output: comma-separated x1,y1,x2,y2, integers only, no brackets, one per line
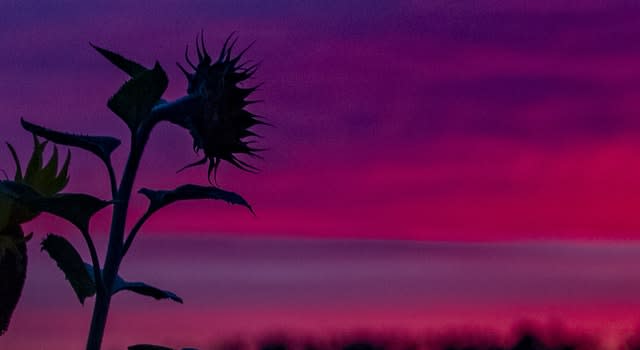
3,1,640,240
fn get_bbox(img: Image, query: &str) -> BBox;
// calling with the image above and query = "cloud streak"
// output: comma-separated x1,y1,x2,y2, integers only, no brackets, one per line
5,236,640,349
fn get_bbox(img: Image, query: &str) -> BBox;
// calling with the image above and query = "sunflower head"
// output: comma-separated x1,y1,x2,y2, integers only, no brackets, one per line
175,33,266,182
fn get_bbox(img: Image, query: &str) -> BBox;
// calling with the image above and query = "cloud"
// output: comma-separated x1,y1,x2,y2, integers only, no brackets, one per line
8,236,640,348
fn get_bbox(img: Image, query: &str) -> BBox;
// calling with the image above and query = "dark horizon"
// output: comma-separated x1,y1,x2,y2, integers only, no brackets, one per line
4,236,640,349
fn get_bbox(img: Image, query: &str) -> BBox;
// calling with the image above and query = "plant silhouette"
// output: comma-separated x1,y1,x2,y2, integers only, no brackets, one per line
0,137,69,335
0,32,264,350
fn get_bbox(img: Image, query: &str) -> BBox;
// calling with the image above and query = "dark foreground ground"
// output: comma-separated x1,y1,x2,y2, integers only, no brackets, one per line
143,326,640,350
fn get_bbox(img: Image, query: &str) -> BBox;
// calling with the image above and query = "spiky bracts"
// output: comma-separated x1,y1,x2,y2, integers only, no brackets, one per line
174,33,266,182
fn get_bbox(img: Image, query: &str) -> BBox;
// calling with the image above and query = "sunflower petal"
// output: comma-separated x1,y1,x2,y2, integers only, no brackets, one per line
176,156,207,174
5,143,22,182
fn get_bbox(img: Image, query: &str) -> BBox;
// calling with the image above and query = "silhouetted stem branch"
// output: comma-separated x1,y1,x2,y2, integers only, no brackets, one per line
86,132,149,350
80,228,104,295
86,95,197,350
86,135,145,350
118,95,201,258
105,161,118,201
150,94,200,125
121,210,153,258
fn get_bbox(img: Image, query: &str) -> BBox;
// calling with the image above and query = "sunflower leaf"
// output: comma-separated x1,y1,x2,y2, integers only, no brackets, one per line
138,184,253,214
107,62,168,131
0,236,19,259
21,118,120,166
112,276,183,304
33,193,110,232
0,224,27,336
128,345,175,350
91,43,148,78
80,263,182,304
0,181,110,232
40,234,96,304
0,181,39,224
0,196,12,232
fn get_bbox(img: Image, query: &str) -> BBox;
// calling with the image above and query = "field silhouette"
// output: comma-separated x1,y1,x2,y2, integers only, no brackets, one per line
196,323,640,350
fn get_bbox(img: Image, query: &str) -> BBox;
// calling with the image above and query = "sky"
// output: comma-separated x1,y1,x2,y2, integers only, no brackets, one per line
3,1,640,241
6,236,640,349
3,0,640,349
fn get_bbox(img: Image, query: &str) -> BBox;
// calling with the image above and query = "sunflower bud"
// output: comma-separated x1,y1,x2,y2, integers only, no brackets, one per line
0,139,69,335
174,33,266,182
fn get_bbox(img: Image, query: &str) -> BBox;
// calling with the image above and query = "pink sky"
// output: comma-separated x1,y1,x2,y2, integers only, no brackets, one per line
3,1,640,349
3,1,640,240
5,236,640,349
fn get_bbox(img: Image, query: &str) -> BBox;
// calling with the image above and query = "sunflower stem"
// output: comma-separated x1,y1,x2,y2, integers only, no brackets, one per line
121,209,153,258
84,36,262,347
85,94,201,350
80,228,104,296
85,123,152,350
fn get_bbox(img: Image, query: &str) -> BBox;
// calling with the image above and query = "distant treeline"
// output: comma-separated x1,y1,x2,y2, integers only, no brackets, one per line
201,324,640,350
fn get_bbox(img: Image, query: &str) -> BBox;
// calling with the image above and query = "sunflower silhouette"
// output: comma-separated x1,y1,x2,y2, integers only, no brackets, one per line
171,33,267,183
